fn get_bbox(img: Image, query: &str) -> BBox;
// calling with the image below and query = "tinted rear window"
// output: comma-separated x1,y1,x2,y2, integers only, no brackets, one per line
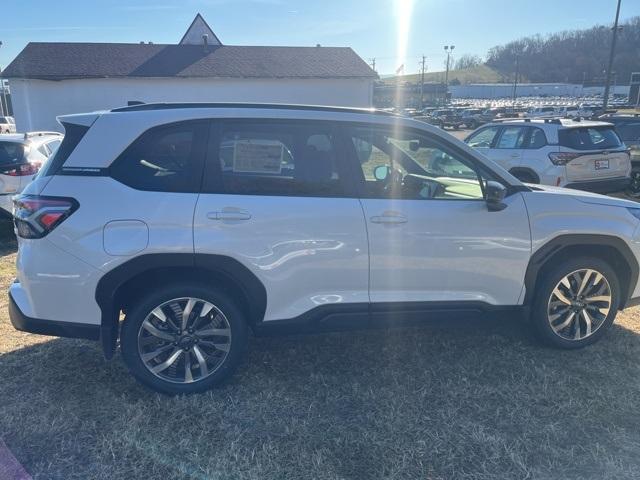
558,127,622,151
38,123,88,177
0,142,25,165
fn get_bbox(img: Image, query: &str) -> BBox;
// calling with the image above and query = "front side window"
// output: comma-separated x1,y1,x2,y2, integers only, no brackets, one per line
110,121,205,192
349,126,491,200
211,122,345,197
465,126,500,148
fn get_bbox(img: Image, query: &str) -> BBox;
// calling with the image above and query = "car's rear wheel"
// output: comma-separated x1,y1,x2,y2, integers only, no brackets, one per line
531,257,620,349
626,169,640,197
120,283,248,394
511,170,538,184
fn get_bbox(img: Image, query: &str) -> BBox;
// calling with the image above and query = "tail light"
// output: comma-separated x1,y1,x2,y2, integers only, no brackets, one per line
4,162,42,177
12,195,78,239
548,152,582,165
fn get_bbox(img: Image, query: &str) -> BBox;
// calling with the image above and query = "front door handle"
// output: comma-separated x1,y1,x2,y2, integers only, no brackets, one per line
207,209,252,221
370,213,408,224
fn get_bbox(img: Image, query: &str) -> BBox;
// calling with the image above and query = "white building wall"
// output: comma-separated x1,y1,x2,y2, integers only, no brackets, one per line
9,77,374,132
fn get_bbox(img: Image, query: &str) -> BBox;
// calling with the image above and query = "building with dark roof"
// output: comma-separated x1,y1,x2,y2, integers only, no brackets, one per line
2,14,377,131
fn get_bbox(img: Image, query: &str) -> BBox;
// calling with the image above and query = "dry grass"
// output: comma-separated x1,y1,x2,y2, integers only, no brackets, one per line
3,220,640,479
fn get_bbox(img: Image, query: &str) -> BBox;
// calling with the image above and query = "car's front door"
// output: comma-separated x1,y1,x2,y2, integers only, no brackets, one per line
346,124,532,307
193,119,369,323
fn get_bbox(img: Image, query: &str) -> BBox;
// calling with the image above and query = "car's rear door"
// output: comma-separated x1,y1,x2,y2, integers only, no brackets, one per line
193,118,369,323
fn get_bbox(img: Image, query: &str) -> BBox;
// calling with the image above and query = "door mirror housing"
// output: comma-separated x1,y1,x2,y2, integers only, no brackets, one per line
485,181,507,211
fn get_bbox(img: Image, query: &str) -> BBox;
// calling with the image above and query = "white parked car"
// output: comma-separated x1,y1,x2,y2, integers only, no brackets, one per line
8,103,640,394
464,118,631,192
525,106,557,119
0,132,63,218
0,116,16,134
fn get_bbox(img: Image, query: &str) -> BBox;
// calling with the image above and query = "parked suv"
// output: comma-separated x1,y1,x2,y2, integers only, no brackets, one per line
464,118,631,192
0,132,63,218
9,103,640,394
0,116,16,134
597,114,640,196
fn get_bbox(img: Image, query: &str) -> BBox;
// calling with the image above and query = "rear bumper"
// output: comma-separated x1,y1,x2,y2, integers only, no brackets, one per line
564,177,630,194
8,288,100,340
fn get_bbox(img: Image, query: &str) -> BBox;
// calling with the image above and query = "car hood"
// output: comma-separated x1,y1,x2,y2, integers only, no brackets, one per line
525,183,638,209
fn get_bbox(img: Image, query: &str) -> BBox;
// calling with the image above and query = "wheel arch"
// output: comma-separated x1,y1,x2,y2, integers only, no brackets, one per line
95,253,267,359
523,234,638,309
509,167,540,184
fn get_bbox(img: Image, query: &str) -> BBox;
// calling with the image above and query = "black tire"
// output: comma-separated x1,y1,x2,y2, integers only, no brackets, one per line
510,170,538,184
531,257,620,349
120,282,248,395
626,169,640,198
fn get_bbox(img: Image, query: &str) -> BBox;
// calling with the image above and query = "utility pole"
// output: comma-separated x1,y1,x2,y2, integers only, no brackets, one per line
0,41,5,117
602,0,622,112
419,55,426,109
512,55,519,106
444,45,454,105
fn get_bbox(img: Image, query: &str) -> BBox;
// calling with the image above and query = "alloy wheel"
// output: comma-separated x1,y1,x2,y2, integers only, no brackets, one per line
547,269,612,341
137,297,232,384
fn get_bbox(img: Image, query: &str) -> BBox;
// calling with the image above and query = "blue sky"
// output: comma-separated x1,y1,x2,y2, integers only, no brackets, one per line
1,0,638,75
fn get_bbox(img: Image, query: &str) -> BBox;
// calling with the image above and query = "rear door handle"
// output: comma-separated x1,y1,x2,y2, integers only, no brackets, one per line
370,213,408,224
207,209,252,221
510,153,520,158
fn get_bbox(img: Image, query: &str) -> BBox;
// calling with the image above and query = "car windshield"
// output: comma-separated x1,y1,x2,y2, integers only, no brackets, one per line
0,142,25,164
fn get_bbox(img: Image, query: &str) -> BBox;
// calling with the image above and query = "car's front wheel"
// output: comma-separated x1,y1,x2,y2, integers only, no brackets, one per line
531,257,620,349
120,283,248,394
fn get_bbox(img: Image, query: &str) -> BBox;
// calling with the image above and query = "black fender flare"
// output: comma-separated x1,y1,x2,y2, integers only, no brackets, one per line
523,234,638,307
95,253,267,359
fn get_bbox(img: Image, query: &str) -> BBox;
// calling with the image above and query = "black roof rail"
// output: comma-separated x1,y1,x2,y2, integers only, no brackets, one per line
110,102,396,116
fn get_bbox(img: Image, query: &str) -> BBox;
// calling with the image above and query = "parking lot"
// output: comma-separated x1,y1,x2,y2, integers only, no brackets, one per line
2,218,640,480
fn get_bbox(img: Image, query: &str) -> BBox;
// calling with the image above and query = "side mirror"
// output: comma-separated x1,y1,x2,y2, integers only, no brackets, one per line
374,165,390,181
485,181,507,212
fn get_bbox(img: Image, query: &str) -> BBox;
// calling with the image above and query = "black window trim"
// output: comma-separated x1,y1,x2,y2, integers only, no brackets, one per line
200,118,359,198
108,119,209,194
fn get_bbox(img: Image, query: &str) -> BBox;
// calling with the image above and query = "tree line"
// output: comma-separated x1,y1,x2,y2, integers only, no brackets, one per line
484,16,640,84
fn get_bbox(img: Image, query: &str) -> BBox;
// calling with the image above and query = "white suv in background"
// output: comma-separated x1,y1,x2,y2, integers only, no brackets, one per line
0,132,63,218
0,116,16,134
8,103,640,394
465,119,631,192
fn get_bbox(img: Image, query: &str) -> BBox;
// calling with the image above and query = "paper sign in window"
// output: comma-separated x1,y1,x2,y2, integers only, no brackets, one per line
232,140,284,174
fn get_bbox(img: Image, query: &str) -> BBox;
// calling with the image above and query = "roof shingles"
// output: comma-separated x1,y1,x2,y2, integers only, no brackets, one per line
2,42,377,80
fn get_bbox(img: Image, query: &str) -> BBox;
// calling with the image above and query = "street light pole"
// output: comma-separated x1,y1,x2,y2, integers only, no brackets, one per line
512,55,519,106
602,0,622,112
419,55,426,109
443,45,454,105
0,40,5,117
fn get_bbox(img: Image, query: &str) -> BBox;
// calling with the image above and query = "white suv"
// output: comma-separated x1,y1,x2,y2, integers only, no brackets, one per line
0,132,63,218
0,116,16,134
8,103,640,394
465,119,631,192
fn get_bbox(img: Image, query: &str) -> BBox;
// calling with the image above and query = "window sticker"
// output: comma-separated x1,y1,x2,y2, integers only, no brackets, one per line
232,140,284,174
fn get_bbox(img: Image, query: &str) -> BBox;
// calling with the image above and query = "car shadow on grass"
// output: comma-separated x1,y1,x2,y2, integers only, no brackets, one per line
2,313,640,479
0,220,17,257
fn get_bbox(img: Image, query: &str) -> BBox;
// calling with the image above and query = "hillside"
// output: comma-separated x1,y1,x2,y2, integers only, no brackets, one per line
382,64,503,85
486,16,640,84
